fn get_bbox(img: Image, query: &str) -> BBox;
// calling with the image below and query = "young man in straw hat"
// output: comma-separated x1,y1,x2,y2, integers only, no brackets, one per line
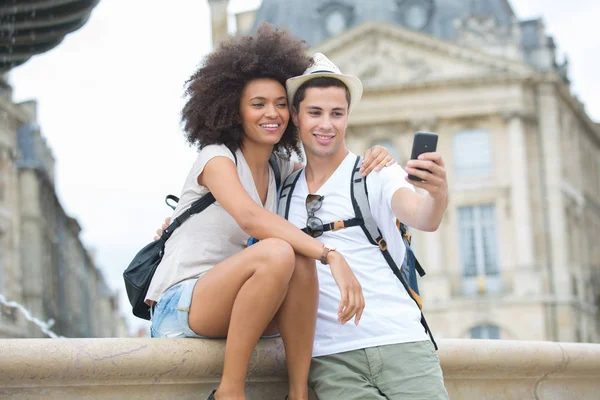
281,53,449,399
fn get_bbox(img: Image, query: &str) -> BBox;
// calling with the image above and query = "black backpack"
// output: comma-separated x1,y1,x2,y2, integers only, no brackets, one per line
123,153,281,320
277,155,436,349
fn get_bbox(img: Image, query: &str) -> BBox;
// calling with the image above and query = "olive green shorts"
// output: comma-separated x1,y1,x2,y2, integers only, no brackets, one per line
308,340,448,400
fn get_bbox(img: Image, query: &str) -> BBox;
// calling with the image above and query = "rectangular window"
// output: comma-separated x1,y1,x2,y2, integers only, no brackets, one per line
453,129,492,177
458,204,502,295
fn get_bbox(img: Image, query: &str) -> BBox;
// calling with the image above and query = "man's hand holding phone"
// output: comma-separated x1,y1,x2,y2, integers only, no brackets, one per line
405,152,448,200
405,132,448,201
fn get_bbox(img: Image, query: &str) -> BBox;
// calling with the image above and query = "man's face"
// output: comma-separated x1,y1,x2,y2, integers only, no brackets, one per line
292,86,349,160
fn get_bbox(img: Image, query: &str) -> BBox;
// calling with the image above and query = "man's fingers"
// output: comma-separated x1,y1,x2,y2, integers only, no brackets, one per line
407,159,442,175
154,217,172,241
406,167,444,186
350,290,360,324
340,292,352,323
354,295,365,325
417,152,445,167
343,291,356,324
161,217,171,230
338,291,349,322
342,287,359,324
343,298,356,324
405,175,436,191
405,167,429,182
341,284,364,324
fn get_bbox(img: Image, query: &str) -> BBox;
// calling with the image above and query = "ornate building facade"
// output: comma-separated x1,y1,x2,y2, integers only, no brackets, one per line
0,0,126,338
209,0,600,343
0,83,126,338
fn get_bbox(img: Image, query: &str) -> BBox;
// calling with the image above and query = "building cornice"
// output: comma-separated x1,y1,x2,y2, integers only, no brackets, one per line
314,21,534,76
360,72,536,96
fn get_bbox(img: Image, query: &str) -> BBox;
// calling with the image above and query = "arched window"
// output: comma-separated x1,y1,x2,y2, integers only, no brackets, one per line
470,324,500,340
453,129,492,177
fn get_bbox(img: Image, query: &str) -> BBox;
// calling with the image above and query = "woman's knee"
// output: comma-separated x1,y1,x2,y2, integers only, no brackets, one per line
254,238,295,277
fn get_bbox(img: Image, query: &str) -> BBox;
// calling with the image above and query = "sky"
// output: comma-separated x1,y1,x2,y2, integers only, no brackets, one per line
8,0,600,335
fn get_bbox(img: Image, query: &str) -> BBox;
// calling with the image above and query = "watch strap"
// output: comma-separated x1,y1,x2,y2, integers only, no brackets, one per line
320,245,333,264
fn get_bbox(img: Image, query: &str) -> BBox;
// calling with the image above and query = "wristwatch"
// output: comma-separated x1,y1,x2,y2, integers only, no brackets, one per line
320,244,337,264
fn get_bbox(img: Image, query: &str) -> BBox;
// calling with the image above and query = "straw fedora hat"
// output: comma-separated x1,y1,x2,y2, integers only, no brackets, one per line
286,53,363,112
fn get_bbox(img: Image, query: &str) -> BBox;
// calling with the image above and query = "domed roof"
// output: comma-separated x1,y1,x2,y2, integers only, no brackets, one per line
250,0,516,45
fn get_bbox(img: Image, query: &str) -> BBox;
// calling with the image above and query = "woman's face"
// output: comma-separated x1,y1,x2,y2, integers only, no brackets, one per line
239,78,289,147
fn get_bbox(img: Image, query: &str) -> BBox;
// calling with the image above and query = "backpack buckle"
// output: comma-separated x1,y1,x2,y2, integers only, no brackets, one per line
378,238,388,251
403,230,411,244
329,220,345,231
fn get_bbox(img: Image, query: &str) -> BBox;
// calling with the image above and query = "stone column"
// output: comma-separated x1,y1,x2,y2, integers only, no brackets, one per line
18,169,45,337
505,112,535,268
208,0,230,48
536,83,571,342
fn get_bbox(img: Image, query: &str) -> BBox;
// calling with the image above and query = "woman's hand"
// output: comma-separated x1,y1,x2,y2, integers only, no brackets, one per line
327,251,365,325
360,144,396,176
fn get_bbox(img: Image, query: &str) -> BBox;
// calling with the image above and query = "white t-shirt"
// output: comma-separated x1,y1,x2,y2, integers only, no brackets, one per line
145,144,295,303
286,152,428,357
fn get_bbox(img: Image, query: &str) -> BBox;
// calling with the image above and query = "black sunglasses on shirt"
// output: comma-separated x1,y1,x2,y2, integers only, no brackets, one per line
305,194,324,238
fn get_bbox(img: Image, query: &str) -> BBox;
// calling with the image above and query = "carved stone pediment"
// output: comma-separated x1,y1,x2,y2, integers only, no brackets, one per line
315,22,533,89
344,40,434,87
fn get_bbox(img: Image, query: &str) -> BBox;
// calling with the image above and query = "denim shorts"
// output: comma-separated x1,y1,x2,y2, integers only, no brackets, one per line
150,278,206,338
150,277,280,339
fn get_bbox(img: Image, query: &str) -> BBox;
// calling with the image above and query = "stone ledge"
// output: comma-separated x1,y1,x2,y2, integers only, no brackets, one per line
0,338,599,399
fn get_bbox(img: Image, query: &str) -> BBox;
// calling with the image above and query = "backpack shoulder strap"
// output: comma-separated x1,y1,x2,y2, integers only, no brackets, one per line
268,154,281,191
278,168,303,219
350,156,380,246
352,155,437,349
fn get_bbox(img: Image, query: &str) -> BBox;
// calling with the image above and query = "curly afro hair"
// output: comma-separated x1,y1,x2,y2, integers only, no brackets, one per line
181,23,312,159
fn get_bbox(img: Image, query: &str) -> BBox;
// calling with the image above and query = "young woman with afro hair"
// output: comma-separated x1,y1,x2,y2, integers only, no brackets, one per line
146,23,394,400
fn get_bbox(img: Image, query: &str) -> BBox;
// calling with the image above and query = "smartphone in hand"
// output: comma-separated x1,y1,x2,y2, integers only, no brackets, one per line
408,131,438,182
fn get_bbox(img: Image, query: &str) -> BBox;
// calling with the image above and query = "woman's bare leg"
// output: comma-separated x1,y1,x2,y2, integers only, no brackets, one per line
187,238,296,400
276,254,319,400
